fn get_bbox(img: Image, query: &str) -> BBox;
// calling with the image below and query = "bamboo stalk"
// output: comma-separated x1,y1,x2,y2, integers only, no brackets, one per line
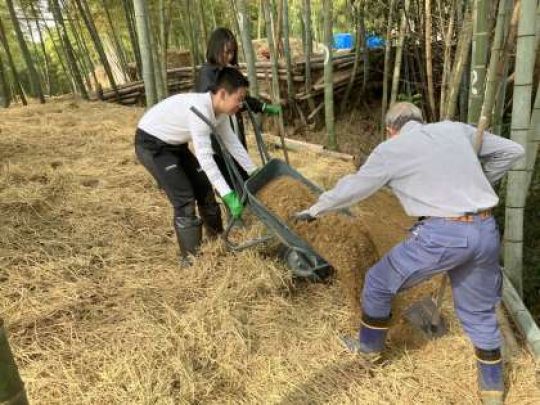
467,0,490,125
322,0,336,150
425,0,436,120
504,0,536,296
440,0,456,120
390,0,410,105
263,0,289,164
444,3,473,120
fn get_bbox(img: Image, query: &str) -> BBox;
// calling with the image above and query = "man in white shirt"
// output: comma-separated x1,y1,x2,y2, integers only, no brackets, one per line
135,67,258,265
295,102,524,404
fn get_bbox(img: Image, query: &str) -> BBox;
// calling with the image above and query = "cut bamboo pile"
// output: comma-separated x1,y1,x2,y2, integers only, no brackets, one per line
97,50,383,109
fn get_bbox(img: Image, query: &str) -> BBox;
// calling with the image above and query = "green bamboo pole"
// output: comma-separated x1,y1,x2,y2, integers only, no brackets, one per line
425,0,436,120
0,319,29,405
494,0,519,135
282,0,295,110
303,0,316,114
444,3,473,119
390,0,410,105
237,0,259,97
341,0,362,112
0,16,26,105
474,0,509,140
263,0,289,164
0,50,10,107
322,0,336,150
467,0,490,125
123,0,142,77
5,0,45,103
133,0,157,107
504,0,536,297
439,0,456,119
381,0,396,129
50,0,89,99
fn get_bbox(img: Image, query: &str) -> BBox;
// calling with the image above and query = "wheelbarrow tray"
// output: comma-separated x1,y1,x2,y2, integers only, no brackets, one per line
244,158,332,279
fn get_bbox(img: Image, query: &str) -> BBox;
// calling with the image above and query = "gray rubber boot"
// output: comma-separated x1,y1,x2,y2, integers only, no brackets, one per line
174,216,203,267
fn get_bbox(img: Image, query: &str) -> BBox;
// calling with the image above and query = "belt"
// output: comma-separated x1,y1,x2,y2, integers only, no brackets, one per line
446,209,492,222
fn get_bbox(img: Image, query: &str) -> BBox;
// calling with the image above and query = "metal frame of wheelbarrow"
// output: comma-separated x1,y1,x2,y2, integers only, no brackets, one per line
190,105,332,281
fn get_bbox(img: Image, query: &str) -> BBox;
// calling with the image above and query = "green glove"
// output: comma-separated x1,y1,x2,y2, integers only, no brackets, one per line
222,191,243,219
262,103,282,116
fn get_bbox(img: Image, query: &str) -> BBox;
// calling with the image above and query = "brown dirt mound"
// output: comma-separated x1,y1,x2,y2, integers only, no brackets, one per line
257,176,378,321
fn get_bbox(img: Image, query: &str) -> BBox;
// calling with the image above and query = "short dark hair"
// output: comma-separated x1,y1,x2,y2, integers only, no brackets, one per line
206,27,238,66
210,67,249,94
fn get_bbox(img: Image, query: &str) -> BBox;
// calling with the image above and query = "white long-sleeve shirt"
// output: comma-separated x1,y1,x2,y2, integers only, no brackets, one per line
137,92,256,196
307,120,525,218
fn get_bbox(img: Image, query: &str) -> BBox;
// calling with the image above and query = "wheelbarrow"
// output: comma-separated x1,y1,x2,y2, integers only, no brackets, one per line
190,105,333,281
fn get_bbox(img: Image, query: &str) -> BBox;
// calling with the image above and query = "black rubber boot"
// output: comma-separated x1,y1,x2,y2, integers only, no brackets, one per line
198,202,223,239
174,216,203,267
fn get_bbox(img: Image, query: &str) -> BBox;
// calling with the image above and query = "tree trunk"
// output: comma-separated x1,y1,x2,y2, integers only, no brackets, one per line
50,0,89,99
322,0,336,150
152,0,166,101
494,0,519,135
474,0,510,142
103,0,130,81
263,0,289,163
197,0,208,46
425,0,436,120
504,0,536,297
0,16,26,105
237,0,259,97
0,318,29,405
75,0,119,97
444,3,472,119
5,0,45,103
30,2,52,95
439,0,456,119
257,0,263,39
341,0,362,112
282,0,295,110
64,0,95,92
390,0,410,105
133,0,157,106
303,0,316,114
0,51,10,108
382,0,396,129
467,0,490,125
123,0,142,78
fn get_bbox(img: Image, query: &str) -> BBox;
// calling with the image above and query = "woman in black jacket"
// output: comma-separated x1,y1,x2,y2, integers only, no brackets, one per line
195,27,280,186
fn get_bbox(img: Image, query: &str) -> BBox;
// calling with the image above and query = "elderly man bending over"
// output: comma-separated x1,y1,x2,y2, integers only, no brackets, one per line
295,102,524,404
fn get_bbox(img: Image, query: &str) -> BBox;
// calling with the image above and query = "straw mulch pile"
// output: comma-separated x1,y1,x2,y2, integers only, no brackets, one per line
256,176,378,322
0,99,538,404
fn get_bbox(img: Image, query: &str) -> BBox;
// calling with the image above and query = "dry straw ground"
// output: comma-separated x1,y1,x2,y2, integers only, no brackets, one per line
0,99,538,404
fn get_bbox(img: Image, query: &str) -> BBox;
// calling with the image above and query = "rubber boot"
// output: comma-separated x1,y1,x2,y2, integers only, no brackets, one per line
476,347,504,405
174,216,203,267
198,202,223,239
340,313,390,368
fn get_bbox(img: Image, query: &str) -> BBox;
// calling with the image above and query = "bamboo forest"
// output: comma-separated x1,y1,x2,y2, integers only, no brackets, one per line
0,1,539,404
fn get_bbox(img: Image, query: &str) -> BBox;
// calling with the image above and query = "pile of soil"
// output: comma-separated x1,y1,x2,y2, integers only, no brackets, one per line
256,176,378,320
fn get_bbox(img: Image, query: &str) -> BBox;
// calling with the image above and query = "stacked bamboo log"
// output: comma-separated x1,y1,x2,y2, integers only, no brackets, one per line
97,50,383,108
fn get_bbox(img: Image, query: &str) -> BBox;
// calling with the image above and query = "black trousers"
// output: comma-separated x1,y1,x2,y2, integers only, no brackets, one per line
134,129,217,217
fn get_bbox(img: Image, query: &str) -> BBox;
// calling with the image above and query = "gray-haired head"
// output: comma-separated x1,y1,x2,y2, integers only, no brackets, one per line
385,102,424,132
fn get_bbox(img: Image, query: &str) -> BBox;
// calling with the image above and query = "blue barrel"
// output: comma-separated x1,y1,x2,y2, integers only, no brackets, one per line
333,33,353,50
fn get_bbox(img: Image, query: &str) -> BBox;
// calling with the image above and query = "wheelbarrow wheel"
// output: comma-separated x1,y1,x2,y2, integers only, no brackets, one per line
278,246,332,281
